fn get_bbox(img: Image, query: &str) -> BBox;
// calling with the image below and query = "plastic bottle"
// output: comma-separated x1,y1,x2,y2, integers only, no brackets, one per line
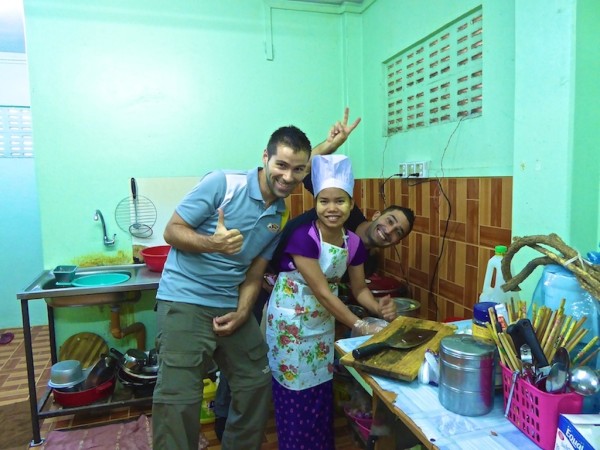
479,245,519,304
200,378,217,424
472,301,498,341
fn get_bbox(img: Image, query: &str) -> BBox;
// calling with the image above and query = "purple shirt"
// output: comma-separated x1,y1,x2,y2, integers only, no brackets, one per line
276,221,368,273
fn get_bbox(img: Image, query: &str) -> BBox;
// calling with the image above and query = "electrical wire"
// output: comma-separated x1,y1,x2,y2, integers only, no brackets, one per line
376,116,464,316
425,117,464,320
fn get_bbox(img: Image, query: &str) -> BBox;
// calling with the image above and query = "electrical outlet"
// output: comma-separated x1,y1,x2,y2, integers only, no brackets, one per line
414,161,430,178
406,162,416,177
398,163,407,177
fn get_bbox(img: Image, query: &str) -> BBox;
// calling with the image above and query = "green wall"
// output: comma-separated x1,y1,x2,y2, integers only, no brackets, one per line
574,0,600,249
353,0,515,179
22,0,355,347
19,0,598,346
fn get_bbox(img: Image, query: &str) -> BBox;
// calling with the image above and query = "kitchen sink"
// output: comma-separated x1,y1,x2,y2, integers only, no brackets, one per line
17,264,161,307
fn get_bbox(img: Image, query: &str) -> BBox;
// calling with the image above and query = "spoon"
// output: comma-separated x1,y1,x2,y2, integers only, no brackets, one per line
569,366,600,396
545,347,570,393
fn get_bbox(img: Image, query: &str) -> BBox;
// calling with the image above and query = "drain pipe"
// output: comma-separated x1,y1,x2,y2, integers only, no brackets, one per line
110,305,146,350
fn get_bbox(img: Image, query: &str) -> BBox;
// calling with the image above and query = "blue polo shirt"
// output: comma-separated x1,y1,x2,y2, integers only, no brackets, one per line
157,168,287,308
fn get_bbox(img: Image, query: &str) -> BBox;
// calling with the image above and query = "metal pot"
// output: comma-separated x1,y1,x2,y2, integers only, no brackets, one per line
53,376,116,407
438,335,497,416
109,348,158,378
110,348,158,382
117,367,156,397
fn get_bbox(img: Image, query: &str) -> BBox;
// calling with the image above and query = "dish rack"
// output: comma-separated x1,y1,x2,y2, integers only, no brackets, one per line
500,363,583,450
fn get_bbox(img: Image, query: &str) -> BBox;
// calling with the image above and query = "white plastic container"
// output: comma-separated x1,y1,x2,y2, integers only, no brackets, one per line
479,245,519,304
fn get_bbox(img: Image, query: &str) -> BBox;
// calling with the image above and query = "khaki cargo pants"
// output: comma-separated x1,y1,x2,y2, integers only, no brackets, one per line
152,300,271,450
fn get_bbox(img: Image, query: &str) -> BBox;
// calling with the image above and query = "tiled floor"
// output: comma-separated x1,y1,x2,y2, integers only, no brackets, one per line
0,326,364,449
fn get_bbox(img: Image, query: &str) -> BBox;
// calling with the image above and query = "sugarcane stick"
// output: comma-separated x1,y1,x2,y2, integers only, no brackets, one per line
532,305,545,332
579,347,600,367
553,316,573,353
540,308,558,350
565,328,588,353
562,317,578,344
532,303,538,326
499,332,521,371
547,315,566,363
543,314,563,361
487,322,507,367
544,314,565,361
570,316,588,339
573,336,599,364
537,307,552,341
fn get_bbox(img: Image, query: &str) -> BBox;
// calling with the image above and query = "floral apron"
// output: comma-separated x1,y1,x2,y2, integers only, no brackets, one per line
266,229,348,390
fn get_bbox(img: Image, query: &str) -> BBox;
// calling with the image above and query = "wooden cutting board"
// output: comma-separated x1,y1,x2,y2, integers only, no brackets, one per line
340,316,455,381
59,332,108,369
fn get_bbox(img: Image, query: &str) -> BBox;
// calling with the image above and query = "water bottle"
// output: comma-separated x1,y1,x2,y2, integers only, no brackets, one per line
479,245,518,303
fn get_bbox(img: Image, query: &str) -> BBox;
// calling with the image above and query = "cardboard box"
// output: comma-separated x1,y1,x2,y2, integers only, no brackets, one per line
555,414,600,450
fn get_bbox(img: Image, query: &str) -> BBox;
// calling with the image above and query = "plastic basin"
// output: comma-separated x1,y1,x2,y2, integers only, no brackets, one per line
72,273,130,287
140,245,171,272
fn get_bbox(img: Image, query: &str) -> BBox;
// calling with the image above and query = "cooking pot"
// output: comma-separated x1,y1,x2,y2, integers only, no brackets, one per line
110,347,159,376
117,367,156,397
53,376,116,407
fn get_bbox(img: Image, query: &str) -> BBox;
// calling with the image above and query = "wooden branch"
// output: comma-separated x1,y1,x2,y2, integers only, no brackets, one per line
499,234,600,301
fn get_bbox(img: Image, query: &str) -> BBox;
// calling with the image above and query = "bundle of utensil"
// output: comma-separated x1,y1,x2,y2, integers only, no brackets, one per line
485,302,600,397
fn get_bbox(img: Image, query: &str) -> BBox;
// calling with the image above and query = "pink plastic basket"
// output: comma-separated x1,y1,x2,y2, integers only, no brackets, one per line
501,363,583,450
355,421,370,441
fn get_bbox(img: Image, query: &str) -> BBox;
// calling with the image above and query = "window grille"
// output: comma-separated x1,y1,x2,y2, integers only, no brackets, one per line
384,7,482,135
0,106,33,158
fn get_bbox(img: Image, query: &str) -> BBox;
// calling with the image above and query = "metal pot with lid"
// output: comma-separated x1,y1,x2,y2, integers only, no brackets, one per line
438,335,497,416
109,347,159,378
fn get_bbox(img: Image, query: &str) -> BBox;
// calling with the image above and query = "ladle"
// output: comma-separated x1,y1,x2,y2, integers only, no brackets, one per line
545,346,570,393
569,366,600,396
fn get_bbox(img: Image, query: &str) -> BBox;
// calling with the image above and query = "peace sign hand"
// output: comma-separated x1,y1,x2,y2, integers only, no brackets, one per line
213,208,243,254
327,107,362,148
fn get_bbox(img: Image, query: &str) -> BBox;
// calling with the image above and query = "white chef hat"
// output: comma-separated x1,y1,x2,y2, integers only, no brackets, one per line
311,154,354,197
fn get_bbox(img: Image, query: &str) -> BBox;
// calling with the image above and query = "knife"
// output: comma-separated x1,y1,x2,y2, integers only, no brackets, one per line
352,327,437,360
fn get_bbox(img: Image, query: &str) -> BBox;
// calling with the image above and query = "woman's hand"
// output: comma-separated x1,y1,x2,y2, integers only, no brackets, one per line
378,295,398,322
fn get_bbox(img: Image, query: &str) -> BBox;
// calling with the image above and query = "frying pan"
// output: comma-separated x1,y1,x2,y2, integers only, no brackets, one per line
83,354,118,390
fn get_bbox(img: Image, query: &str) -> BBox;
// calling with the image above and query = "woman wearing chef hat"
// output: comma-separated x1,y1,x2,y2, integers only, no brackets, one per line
265,154,397,449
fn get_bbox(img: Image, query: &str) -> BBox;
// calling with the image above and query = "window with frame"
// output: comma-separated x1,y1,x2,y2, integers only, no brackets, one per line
384,6,482,135
0,106,33,158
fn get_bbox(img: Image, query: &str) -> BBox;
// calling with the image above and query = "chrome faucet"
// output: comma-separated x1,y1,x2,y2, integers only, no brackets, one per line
94,209,116,246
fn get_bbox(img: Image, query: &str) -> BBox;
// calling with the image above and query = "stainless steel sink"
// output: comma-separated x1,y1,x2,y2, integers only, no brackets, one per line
17,264,161,307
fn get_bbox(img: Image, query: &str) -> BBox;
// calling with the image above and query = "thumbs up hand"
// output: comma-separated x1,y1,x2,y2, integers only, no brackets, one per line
213,208,243,254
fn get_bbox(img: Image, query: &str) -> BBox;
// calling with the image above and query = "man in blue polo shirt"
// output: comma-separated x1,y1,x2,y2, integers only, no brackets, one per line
152,110,360,450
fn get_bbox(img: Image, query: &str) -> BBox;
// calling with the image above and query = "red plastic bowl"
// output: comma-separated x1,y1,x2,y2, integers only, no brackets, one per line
140,245,171,272
52,376,116,407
